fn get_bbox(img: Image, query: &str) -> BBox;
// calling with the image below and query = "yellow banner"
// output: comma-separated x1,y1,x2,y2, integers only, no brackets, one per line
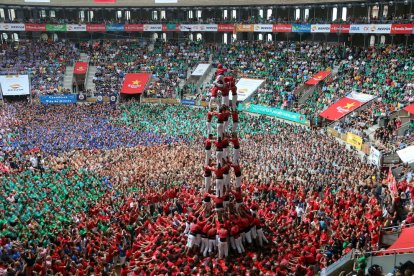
345,132,363,150
235,24,255,32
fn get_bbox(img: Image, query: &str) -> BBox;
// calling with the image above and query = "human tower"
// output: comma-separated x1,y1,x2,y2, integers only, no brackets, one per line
184,65,268,259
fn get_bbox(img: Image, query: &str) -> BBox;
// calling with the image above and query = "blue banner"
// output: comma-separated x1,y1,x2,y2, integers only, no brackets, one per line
292,24,311,33
242,103,307,124
109,94,117,105
106,24,125,32
40,94,77,104
181,99,196,106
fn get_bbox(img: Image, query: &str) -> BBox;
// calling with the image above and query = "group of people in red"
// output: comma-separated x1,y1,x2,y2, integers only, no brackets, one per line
185,64,269,260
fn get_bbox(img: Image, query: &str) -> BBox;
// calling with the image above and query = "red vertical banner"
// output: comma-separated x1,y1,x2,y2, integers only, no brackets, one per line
121,73,152,94
74,62,88,75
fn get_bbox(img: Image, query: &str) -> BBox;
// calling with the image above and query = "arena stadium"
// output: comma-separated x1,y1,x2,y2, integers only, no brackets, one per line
0,0,414,275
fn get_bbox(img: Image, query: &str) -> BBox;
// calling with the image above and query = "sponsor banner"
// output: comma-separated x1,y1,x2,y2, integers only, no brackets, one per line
24,23,46,32
121,73,152,94
230,78,265,102
86,24,106,32
330,24,350,33
125,24,144,32
96,94,104,104
292,24,311,33
235,24,255,33
106,24,124,32
319,92,375,121
143,24,163,32
77,94,86,102
391,24,414,34
155,0,177,3
40,94,77,104
254,24,273,32
94,0,116,2
24,0,50,2
162,24,180,32
243,103,307,124
46,24,67,32
0,75,30,96
204,24,218,32
311,24,331,33
141,98,180,104
305,71,331,85
74,62,88,75
345,132,363,150
397,145,414,164
218,24,235,32
350,24,391,34
67,24,87,32
0,23,25,31
272,24,292,33
181,99,196,105
179,24,215,32
369,146,382,167
191,64,210,77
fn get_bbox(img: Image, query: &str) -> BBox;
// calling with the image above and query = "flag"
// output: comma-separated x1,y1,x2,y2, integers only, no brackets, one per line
74,62,88,75
120,73,152,94
319,92,375,121
305,71,331,85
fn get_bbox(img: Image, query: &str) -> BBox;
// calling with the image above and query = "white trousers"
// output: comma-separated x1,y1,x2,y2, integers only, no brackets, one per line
235,175,241,188
233,148,240,164
216,178,224,197
206,121,212,136
223,120,229,134
218,241,228,259
222,95,229,107
205,176,212,192
205,149,211,165
235,236,245,253
257,228,269,247
232,95,238,110
232,121,238,133
200,238,209,256
217,123,224,139
208,239,217,253
224,173,230,190
216,151,223,166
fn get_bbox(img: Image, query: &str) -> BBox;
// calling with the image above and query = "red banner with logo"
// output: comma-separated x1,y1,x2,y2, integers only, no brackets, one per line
121,73,152,94
217,24,235,32
305,71,331,85
319,97,364,121
86,24,106,32
24,23,46,32
74,62,88,75
391,24,414,34
124,24,144,32
330,24,350,33
272,24,292,33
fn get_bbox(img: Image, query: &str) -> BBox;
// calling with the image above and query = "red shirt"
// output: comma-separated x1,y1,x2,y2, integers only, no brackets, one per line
218,228,228,239
232,112,239,122
207,111,214,122
230,138,239,148
213,140,224,150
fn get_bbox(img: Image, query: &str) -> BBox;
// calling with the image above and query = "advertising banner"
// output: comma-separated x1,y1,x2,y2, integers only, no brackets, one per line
0,23,25,31
24,23,46,32
74,62,88,75
230,78,265,102
94,0,116,2
391,24,414,34
162,24,180,32
86,24,106,32
106,24,124,32
46,24,67,32
124,24,144,32
67,24,87,32
345,132,363,150
40,94,77,104
121,73,152,94
109,94,117,105
330,24,350,33
24,0,50,2
272,24,292,33
319,92,375,121
254,24,273,32
218,24,235,32
243,103,307,124
181,99,196,105
311,24,331,33
204,24,218,32
96,94,104,104
0,75,30,96
143,24,162,32
397,145,414,164
349,24,391,34
191,64,210,77
369,146,382,167
77,94,86,102
305,71,331,85
235,24,255,32
292,24,311,33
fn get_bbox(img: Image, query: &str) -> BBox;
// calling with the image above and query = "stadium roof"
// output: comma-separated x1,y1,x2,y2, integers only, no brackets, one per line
1,0,364,7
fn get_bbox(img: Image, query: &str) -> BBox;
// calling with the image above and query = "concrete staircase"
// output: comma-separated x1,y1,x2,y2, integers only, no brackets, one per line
79,53,89,62
85,66,97,95
63,66,74,92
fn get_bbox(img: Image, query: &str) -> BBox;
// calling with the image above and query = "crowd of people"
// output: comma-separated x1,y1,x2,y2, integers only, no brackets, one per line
1,100,412,275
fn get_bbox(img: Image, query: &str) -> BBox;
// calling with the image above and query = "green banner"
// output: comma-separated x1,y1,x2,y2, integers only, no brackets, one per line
166,24,177,30
46,24,67,32
242,103,307,124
